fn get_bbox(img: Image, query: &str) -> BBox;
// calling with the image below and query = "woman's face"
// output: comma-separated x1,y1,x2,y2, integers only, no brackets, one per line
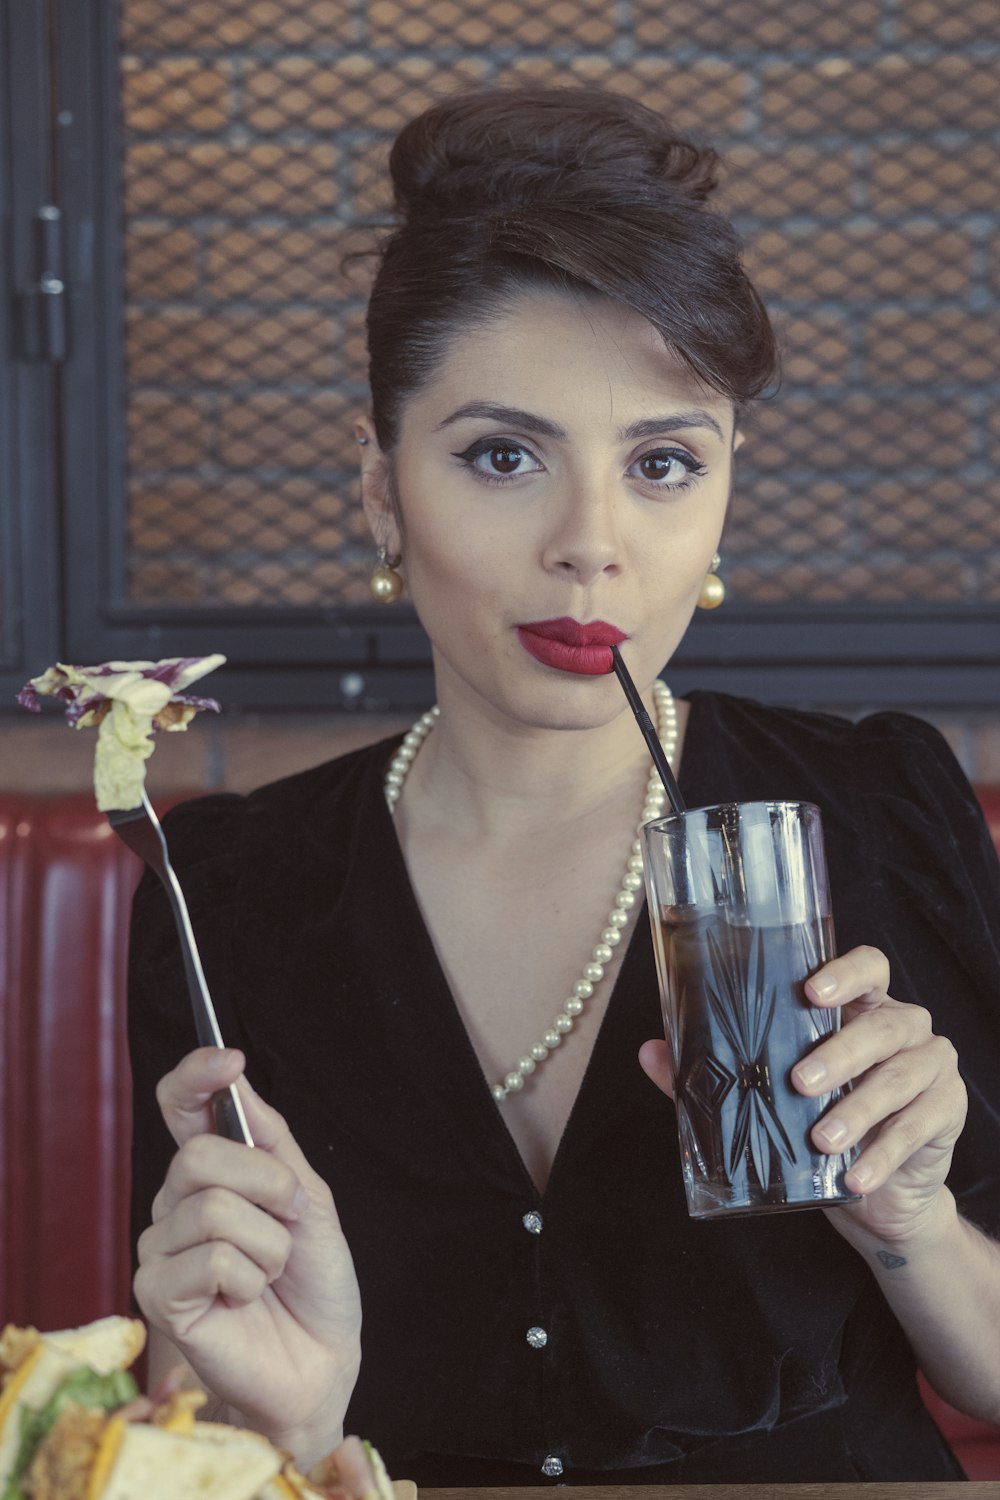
362,288,737,730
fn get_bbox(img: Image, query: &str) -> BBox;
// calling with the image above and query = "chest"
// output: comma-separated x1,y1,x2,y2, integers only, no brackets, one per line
402,821,646,1192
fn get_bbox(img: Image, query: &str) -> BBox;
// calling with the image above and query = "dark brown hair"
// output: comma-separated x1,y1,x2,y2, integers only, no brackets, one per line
365,87,779,449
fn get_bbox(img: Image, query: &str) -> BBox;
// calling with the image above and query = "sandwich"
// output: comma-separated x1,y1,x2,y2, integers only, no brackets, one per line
262,1435,400,1500
27,1409,400,1500
1,1318,406,1500
28,1402,284,1500
0,1316,146,1500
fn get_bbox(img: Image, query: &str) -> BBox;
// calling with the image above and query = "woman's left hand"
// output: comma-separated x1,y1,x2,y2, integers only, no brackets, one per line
792,943,968,1247
639,942,969,1249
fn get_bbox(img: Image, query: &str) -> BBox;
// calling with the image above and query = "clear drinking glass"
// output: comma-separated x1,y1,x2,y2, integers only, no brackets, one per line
642,801,860,1219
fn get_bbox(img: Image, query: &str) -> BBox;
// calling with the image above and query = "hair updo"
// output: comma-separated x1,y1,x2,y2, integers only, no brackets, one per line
365,87,778,450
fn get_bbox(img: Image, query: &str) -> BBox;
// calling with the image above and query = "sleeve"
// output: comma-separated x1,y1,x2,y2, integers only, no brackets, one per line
852,712,1000,1238
127,792,254,1269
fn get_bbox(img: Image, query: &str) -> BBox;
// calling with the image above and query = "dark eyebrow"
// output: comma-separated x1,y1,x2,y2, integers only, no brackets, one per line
435,401,726,444
619,411,727,443
435,402,566,438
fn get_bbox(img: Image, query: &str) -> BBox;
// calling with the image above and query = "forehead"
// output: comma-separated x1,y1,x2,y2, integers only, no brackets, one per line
401,288,735,436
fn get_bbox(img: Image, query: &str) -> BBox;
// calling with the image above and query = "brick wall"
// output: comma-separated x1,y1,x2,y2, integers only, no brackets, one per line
118,0,1000,611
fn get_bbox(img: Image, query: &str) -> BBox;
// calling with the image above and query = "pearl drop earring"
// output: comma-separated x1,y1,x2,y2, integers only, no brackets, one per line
697,553,725,610
370,545,404,604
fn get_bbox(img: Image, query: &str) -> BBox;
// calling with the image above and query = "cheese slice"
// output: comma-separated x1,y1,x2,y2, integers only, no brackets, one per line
0,1344,45,1432
256,1476,303,1499
85,1415,127,1500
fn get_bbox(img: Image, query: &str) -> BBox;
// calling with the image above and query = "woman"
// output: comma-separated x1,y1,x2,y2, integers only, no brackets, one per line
129,87,1000,1485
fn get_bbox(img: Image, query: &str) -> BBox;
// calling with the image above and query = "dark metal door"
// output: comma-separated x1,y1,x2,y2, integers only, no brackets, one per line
0,0,63,707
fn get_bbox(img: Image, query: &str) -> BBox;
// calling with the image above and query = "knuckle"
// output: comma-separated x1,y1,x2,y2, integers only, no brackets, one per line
836,1030,867,1077
872,1056,912,1095
855,944,890,981
864,1137,894,1175
204,1239,240,1286
871,1001,896,1031
195,1185,234,1236
177,1132,218,1182
931,1033,959,1071
907,1004,934,1040
885,1110,924,1154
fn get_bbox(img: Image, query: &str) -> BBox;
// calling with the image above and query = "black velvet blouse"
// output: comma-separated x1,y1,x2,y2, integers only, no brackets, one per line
128,690,1000,1486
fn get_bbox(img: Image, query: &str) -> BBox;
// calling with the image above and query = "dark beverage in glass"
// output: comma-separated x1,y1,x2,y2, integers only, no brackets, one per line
642,802,860,1218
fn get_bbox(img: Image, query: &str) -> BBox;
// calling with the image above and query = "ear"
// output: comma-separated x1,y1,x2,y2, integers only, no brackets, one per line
356,420,403,556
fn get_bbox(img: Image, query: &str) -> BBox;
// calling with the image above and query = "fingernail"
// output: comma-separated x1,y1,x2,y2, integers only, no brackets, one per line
795,1058,827,1088
809,974,838,999
851,1161,875,1189
819,1116,848,1147
210,1047,239,1073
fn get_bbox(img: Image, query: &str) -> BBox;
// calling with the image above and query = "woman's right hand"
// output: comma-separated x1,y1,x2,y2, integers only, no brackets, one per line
133,1047,362,1466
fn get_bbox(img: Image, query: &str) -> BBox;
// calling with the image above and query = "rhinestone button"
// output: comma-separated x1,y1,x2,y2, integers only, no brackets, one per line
522,1211,543,1234
541,1455,564,1477
526,1325,548,1349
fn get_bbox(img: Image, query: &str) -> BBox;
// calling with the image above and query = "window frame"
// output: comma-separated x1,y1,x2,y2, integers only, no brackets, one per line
27,0,1000,716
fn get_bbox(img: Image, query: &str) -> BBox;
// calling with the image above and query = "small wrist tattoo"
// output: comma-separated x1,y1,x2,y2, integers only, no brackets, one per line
876,1249,908,1270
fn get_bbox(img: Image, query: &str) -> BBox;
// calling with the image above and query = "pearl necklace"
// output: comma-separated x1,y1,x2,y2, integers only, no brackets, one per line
384,681,678,1102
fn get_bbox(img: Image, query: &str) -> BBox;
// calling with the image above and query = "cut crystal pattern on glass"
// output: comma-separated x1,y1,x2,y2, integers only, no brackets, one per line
703,925,798,1190
682,1052,736,1116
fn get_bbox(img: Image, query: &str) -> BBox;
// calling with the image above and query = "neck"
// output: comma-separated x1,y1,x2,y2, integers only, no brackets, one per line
389,679,678,842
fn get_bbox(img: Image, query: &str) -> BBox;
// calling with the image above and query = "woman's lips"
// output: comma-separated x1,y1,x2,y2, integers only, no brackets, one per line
516,618,628,676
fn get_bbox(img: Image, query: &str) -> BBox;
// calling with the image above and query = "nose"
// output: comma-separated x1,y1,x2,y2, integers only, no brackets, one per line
540,479,623,585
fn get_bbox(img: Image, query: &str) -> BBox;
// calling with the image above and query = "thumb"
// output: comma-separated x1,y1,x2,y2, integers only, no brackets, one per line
234,1074,328,1199
156,1047,246,1146
639,1038,675,1099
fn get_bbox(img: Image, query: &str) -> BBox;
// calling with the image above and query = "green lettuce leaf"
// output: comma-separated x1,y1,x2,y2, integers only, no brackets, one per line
6,1366,138,1497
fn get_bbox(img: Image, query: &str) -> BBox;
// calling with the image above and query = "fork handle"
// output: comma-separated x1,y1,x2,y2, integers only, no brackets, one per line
168,893,253,1143
213,1085,251,1144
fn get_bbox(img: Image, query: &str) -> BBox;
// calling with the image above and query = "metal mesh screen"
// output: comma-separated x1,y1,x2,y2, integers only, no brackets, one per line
119,0,1000,610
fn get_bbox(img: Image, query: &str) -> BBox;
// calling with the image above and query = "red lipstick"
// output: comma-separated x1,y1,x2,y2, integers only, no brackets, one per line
516,617,627,676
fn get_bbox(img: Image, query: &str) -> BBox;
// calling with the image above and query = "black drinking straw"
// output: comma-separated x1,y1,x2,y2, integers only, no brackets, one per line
610,644,686,816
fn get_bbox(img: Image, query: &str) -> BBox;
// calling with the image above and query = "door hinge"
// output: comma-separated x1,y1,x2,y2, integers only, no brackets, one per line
14,206,69,363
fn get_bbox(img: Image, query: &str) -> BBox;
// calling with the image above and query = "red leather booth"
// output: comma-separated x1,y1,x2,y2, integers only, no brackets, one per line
2,785,1000,1475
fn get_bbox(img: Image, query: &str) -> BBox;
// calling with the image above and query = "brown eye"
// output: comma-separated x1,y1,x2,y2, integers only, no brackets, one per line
489,445,523,473
631,448,706,487
639,453,674,481
454,437,544,483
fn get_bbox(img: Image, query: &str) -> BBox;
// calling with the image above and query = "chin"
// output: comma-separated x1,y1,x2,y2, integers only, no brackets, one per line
502,672,629,733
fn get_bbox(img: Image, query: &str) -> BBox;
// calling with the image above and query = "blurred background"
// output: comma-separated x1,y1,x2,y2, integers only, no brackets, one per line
2,0,999,794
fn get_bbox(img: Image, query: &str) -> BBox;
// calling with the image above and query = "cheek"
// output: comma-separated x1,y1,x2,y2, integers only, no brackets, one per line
400,506,502,629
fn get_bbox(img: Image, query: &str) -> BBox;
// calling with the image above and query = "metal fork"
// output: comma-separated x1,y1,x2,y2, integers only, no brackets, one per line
109,790,254,1146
